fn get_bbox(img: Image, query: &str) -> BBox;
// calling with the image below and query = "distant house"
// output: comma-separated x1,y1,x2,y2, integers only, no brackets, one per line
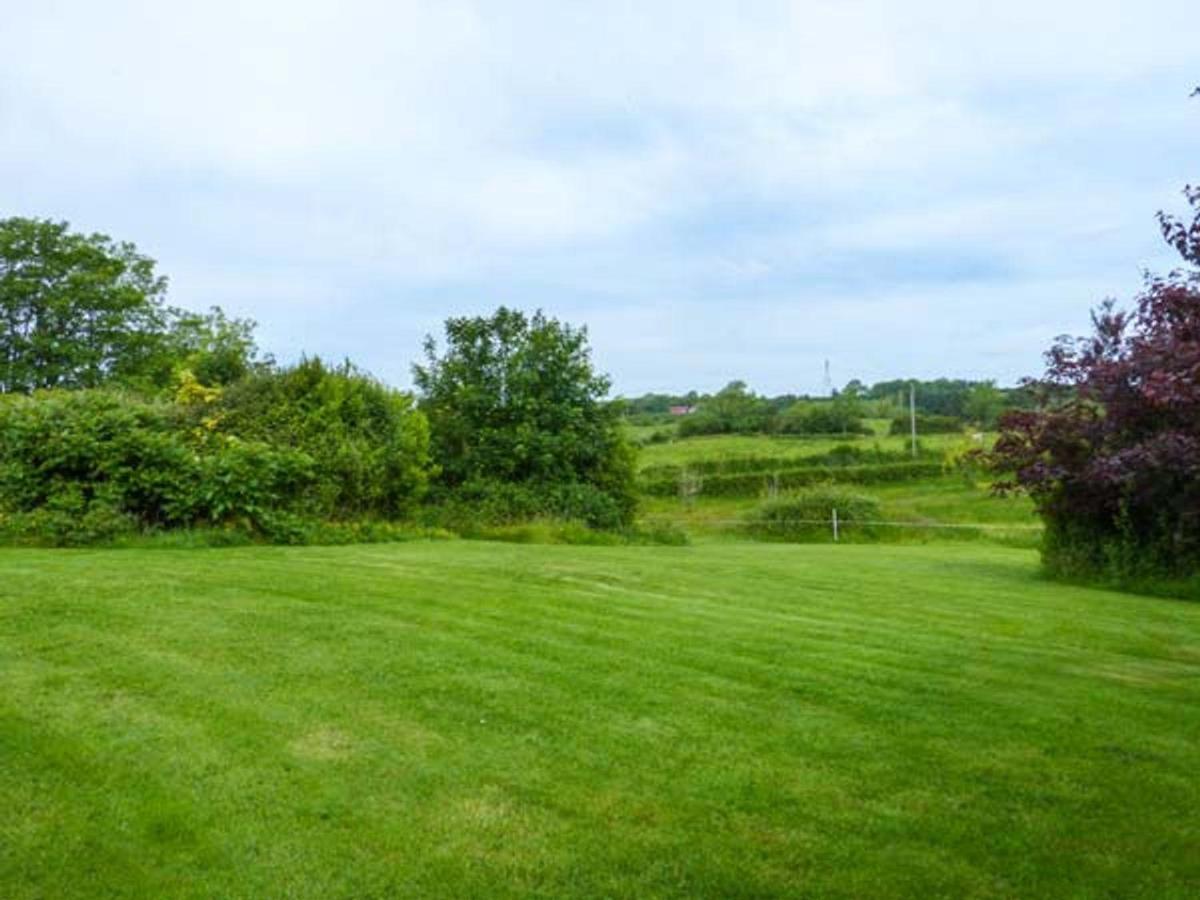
669,405,697,416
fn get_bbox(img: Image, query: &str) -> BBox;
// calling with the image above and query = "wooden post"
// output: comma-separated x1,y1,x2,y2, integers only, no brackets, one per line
909,383,918,458
832,507,839,542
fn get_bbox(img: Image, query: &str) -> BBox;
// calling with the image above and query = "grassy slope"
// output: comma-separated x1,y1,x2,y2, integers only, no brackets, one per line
3,542,1199,898
635,432,1035,543
635,428,972,471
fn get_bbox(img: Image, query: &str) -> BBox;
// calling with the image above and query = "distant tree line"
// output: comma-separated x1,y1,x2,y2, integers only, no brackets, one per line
622,376,1031,441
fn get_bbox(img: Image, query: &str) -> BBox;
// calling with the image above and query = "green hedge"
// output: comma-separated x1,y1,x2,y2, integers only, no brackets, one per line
889,414,963,435
640,461,944,498
640,445,935,481
0,390,316,544
743,488,882,542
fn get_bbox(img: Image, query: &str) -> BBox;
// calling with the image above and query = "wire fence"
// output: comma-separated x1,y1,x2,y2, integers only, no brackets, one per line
645,511,1042,541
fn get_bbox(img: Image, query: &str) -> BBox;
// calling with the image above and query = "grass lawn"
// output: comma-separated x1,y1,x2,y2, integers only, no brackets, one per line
3,541,1199,897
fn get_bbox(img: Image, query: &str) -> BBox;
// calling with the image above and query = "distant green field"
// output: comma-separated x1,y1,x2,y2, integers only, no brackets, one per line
636,430,976,470
3,542,1199,897
633,431,1029,544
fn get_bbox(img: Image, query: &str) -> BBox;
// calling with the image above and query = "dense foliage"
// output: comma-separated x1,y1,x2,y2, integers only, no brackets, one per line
744,487,881,542
0,218,168,393
0,390,315,544
0,360,433,545
0,218,264,395
413,307,636,527
676,381,870,437
630,377,1021,438
993,186,1200,583
209,358,431,520
676,381,774,436
776,394,871,436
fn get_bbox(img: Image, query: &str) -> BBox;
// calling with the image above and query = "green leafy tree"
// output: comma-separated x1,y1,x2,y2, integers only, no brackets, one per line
678,381,774,436
413,307,635,525
165,306,267,387
964,381,1005,428
0,218,169,393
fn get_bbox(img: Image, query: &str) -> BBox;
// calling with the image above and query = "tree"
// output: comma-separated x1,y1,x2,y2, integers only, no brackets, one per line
164,306,267,387
0,218,169,393
964,381,1005,427
679,380,774,436
992,183,1200,583
412,307,636,525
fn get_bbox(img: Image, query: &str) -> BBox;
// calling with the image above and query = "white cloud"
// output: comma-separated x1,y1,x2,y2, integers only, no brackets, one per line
1,1,1197,392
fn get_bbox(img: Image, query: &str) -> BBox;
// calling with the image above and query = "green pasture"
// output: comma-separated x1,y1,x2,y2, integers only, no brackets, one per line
3,541,1199,898
635,429,977,471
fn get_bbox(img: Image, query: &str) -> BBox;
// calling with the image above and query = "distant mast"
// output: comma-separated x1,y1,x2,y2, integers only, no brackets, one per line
823,359,833,397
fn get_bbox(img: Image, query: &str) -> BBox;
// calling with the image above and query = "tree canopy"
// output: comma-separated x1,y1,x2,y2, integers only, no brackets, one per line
0,218,262,394
993,185,1200,582
0,217,169,393
413,307,636,525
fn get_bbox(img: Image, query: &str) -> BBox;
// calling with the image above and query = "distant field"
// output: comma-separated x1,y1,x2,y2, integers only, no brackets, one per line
636,429,975,470
3,542,1199,898
632,431,1030,544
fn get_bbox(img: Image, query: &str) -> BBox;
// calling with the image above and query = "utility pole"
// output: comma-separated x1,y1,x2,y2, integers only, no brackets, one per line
909,383,918,458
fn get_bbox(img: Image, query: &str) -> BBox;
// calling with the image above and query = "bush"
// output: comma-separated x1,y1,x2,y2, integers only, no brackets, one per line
212,358,431,519
776,402,871,436
889,414,963,435
425,477,631,531
743,487,881,542
0,389,317,545
992,183,1200,586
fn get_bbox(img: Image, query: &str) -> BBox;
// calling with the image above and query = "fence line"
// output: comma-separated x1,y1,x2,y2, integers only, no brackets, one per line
647,515,1042,533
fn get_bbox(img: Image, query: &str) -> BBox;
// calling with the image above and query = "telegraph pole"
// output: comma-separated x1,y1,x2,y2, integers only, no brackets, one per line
909,383,917,458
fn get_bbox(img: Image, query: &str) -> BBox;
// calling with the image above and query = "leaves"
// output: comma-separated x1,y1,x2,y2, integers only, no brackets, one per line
992,184,1200,578
413,307,636,525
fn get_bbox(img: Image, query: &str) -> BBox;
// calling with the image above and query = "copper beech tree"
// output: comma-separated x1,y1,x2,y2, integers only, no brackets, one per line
993,181,1200,582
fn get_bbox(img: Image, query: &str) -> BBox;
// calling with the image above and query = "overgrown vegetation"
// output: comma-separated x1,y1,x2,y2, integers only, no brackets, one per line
0,221,634,544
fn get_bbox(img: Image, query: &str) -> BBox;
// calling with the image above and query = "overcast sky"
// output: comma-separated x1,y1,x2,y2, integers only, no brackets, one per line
2,1,1197,395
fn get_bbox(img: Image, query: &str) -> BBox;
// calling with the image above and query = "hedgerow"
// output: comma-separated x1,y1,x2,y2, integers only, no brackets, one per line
639,460,944,498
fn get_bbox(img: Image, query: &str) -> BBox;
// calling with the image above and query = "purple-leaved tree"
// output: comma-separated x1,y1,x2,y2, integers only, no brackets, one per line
992,173,1200,583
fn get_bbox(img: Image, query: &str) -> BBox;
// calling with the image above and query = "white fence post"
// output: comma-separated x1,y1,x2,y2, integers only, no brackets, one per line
832,507,839,542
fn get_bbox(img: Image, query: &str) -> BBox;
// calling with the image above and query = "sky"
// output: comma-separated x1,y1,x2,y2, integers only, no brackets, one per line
2,1,1197,396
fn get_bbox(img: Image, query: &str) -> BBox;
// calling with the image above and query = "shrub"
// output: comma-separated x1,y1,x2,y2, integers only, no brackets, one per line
776,402,871,436
426,477,631,531
212,358,431,519
0,389,317,545
992,183,1200,585
889,414,963,435
743,487,881,542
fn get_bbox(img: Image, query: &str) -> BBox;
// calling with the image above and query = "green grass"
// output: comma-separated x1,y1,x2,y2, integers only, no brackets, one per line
637,431,975,471
3,541,1199,897
641,476,1038,545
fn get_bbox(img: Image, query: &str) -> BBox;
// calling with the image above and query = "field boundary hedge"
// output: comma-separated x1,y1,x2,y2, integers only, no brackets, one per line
639,460,945,498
